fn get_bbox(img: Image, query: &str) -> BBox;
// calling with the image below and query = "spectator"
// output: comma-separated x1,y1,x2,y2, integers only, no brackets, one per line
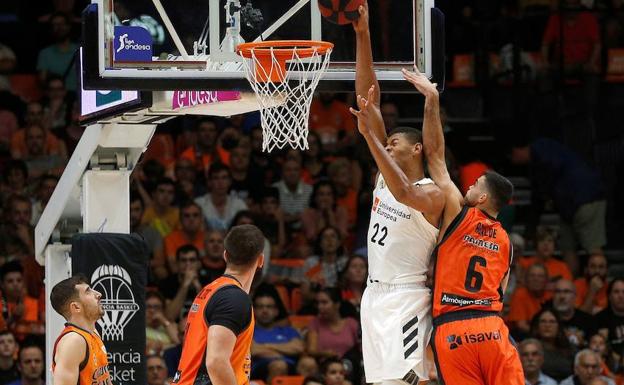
327,159,359,229
519,227,573,287
508,263,551,334
575,254,609,314
129,194,166,281
201,230,227,284
6,343,44,385
297,357,319,379
339,255,367,312
164,202,206,274
10,103,67,160
173,158,201,203
302,131,327,185
179,118,230,174
0,194,35,257
229,145,263,204
588,333,618,381
309,93,356,154
0,331,19,384
163,314,186,378
529,308,574,381
146,291,179,355
30,174,58,225
512,138,607,276
551,279,594,349
249,125,279,187
604,0,624,49
303,227,349,288
160,245,206,321
251,292,304,383
257,188,286,258
380,101,400,132
36,12,78,91
272,159,312,230
141,178,180,238
519,338,557,385
195,163,247,231
0,43,16,85
40,76,72,133
306,288,358,359
146,355,169,385
594,278,624,357
503,233,526,317
559,349,615,385
320,357,352,385
0,261,43,339
0,161,28,207
22,102,45,129
301,181,349,243
541,0,601,74
20,124,66,180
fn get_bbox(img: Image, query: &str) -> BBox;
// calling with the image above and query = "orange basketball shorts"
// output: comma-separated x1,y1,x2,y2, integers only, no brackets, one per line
431,311,524,385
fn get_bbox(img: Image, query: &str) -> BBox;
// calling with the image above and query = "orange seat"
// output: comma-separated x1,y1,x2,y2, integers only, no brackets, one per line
275,285,291,313
9,74,42,102
288,315,314,333
290,287,303,314
606,48,624,83
271,258,306,268
448,54,475,88
272,375,304,385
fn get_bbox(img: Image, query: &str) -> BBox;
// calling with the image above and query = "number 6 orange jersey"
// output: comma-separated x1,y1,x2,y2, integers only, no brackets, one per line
432,206,512,318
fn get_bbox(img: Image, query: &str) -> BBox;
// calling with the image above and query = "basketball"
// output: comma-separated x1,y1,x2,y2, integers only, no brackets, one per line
318,0,364,25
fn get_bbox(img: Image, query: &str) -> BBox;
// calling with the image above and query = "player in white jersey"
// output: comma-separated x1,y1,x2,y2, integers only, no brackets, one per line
351,4,446,385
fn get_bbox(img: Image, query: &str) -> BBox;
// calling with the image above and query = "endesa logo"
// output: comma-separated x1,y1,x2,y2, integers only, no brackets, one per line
114,26,153,62
172,90,241,110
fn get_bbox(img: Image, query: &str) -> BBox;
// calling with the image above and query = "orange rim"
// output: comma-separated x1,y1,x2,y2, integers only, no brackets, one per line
237,40,333,83
236,40,334,59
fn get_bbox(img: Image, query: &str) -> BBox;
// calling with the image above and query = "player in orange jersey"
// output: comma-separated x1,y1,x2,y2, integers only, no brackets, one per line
50,275,112,385
173,224,265,385
401,69,524,385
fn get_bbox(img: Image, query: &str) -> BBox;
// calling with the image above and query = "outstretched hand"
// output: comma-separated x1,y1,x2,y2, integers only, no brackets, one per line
352,3,369,34
349,85,381,136
402,68,438,97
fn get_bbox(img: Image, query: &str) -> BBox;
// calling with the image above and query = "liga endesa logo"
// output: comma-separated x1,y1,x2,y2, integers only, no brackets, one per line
114,26,153,62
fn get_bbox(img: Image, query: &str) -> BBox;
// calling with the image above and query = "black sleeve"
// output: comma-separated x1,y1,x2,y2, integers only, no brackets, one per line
204,286,252,336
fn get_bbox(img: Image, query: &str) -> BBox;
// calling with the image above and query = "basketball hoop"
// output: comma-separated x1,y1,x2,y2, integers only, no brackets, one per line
237,40,333,152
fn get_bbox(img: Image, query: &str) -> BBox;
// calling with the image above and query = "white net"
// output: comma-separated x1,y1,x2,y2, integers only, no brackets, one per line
239,42,333,152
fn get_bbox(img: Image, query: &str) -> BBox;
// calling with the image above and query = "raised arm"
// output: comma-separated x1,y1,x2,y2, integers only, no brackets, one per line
53,333,87,385
354,2,384,143
350,86,444,216
402,70,464,223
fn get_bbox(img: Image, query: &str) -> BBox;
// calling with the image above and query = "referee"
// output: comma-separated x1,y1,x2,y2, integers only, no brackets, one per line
173,225,265,385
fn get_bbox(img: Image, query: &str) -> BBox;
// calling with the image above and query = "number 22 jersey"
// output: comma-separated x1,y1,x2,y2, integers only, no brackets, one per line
367,175,439,284
432,206,512,318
